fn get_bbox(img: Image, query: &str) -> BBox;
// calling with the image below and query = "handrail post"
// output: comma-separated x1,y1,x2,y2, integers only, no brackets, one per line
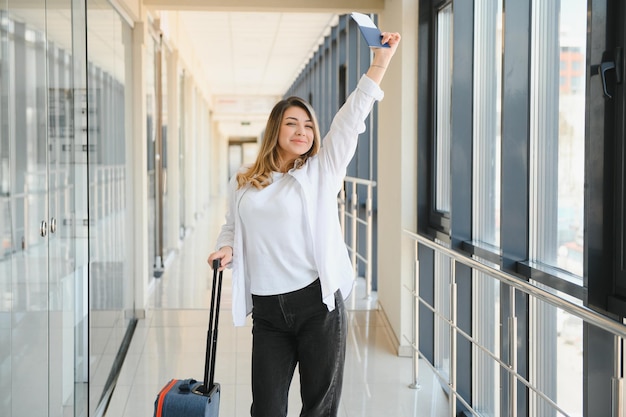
450,257,457,417
403,230,626,416
509,285,518,417
409,240,421,389
613,336,624,417
365,184,373,299
341,177,377,297
351,184,358,278
403,228,626,340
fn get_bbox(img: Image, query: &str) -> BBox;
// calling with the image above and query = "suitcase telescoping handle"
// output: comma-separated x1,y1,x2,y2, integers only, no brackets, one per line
201,259,223,394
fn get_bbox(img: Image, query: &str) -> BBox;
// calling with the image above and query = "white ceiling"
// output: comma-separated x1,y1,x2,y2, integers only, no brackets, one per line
10,0,384,139
174,11,339,139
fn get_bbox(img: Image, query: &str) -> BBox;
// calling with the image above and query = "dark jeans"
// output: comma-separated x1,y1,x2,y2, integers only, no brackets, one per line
250,279,347,417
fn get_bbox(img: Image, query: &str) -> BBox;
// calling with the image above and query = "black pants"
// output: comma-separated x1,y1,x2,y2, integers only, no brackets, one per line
250,279,347,417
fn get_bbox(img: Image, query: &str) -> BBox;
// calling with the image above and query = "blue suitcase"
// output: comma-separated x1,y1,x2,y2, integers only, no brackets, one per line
154,260,224,416
154,379,220,417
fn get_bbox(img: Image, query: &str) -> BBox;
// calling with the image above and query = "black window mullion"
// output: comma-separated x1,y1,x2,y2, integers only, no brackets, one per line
449,1,474,413
449,0,473,249
585,0,625,416
605,0,626,311
500,1,530,273
417,0,433,234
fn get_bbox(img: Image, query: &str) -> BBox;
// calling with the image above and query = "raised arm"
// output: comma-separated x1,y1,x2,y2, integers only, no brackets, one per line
366,31,401,85
314,30,401,190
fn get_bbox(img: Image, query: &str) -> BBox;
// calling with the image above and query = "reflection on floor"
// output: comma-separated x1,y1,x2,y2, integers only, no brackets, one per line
103,204,450,417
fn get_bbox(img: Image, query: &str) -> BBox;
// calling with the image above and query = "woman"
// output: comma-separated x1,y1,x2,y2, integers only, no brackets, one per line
208,30,401,417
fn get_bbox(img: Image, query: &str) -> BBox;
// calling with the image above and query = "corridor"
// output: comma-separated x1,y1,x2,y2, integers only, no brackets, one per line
4,0,624,415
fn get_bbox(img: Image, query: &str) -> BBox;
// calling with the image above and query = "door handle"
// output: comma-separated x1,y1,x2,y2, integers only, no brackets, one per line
40,220,48,237
598,61,616,98
592,47,623,99
50,217,57,234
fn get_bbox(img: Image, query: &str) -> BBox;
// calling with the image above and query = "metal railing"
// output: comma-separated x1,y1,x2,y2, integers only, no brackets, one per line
338,176,376,298
404,229,626,417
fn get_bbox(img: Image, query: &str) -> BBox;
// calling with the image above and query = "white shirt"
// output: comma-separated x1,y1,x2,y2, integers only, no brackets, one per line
216,74,384,326
239,172,318,295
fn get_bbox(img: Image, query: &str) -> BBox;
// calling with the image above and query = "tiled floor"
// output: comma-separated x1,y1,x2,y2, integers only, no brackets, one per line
103,201,449,417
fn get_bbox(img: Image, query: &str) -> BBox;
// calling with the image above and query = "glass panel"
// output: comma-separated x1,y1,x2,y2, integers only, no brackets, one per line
530,0,586,278
4,4,50,416
86,1,132,413
228,144,243,178
473,0,502,247
529,2,586,415
243,142,259,165
0,6,12,416
555,310,583,416
146,35,156,280
47,0,83,414
178,71,185,238
472,269,501,416
472,1,503,413
434,249,451,380
529,285,583,417
435,4,453,213
0,1,87,414
161,46,170,259
71,2,89,411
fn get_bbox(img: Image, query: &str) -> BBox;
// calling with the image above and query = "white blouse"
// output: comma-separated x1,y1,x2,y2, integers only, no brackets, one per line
216,74,384,326
238,171,318,295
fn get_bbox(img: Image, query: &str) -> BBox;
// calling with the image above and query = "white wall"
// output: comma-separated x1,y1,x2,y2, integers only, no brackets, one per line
114,0,219,311
377,0,419,356
113,0,142,22
166,49,181,250
128,19,150,311
212,122,229,197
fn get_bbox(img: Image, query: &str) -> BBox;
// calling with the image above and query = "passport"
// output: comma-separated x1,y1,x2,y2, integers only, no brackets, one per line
350,12,390,48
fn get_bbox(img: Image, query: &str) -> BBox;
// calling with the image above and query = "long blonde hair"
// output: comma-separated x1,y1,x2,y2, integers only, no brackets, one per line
236,96,321,189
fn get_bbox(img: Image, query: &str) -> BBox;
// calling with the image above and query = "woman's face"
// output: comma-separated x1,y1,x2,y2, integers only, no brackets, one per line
277,106,314,166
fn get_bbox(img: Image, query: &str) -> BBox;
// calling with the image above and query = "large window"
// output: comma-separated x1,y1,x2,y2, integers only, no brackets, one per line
432,2,454,388
417,0,626,413
435,3,453,215
473,0,502,248
529,1,586,279
472,1,503,414
528,2,587,416
86,2,134,414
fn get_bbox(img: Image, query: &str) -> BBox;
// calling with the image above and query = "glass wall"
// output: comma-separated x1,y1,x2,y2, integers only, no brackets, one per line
178,70,185,238
160,44,171,261
146,32,157,278
435,4,453,215
146,29,175,278
418,0,594,414
0,0,137,415
529,1,586,416
530,0,586,278
0,0,87,415
86,0,134,414
472,1,503,414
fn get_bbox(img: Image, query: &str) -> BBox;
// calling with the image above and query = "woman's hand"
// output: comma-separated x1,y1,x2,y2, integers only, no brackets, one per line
367,31,401,84
376,32,401,61
207,246,233,271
